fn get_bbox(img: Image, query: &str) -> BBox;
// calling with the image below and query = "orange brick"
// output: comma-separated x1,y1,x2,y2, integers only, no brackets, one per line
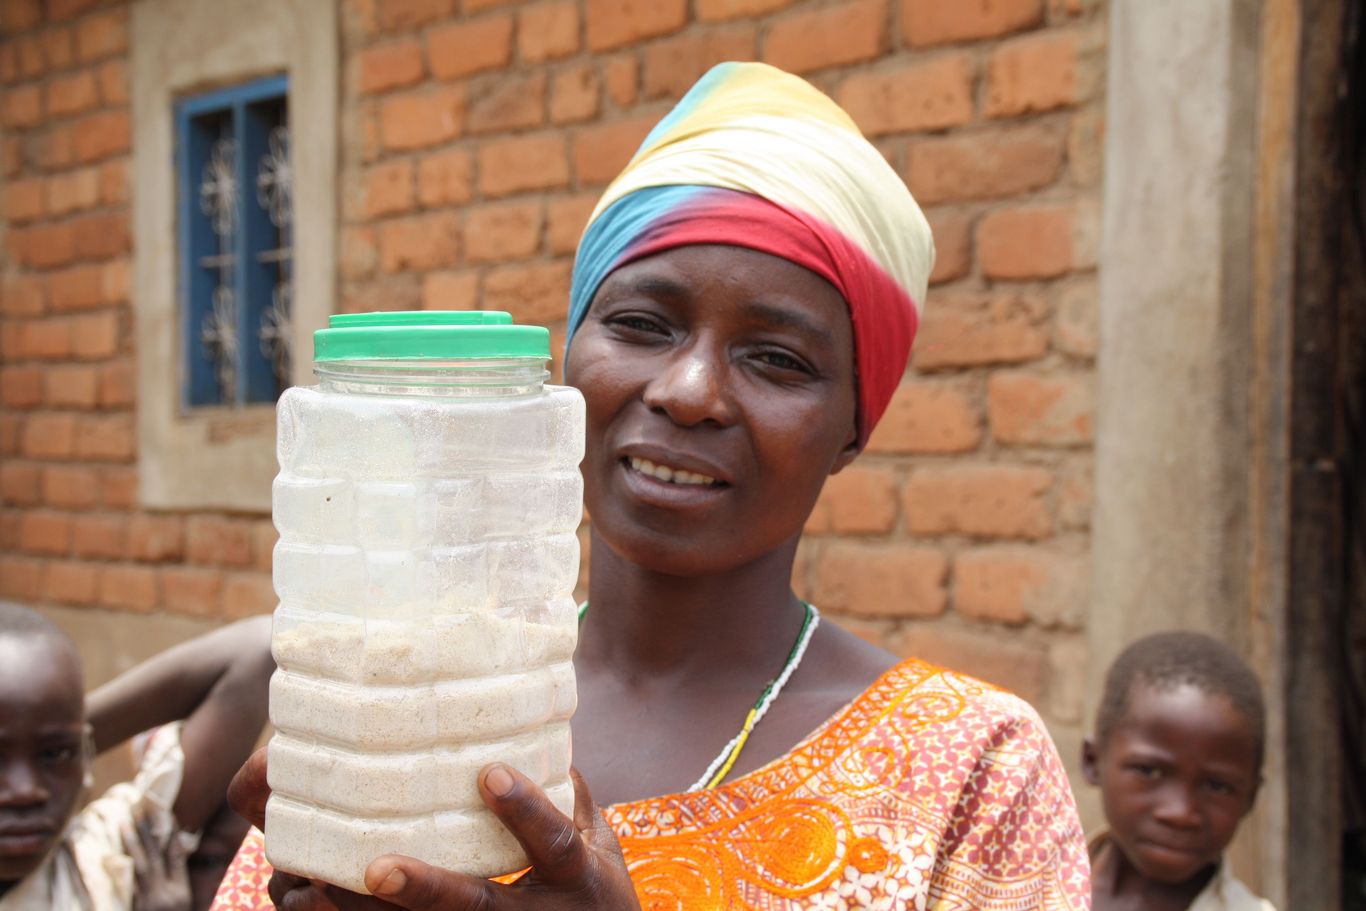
0,463,41,506
912,290,1048,369
221,572,276,618
904,464,1053,539
420,270,479,310
812,542,947,617
987,370,1092,446
341,276,421,314
70,513,126,558
866,380,981,454
978,205,1072,280
426,15,513,80
586,0,687,52
464,200,544,263
572,115,655,186
44,363,99,407
373,0,455,32
4,176,46,222
604,54,639,107
0,555,44,601
21,413,76,458
0,42,17,82
46,69,98,116
341,226,378,280
18,317,73,359
71,310,119,359
477,133,569,197
0,416,19,457
36,122,76,170
1,276,46,316
483,260,573,325
805,464,898,534
101,258,130,303
161,567,224,618
71,109,130,161
697,0,798,20
252,521,277,573
926,210,970,286
764,0,886,74
518,1,580,62
835,54,974,136
357,38,425,94
416,148,473,207
20,511,71,555
72,211,129,259
40,464,99,509
464,0,521,9
45,164,99,213
47,263,103,310
126,513,185,562
99,564,159,613
99,466,136,509
466,70,547,134
643,24,756,100
96,159,128,205
905,126,1063,205
0,0,41,32
2,83,42,128
902,0,1043,47
891,623,1047,704
74,8,127,60
1,137,23,176
985,30,1077,118
42,561,99,606
1,365,43,408
550,65,600,125
186,516,258,568
75,413,133,461
1057,461,1092,530
40,25,74,70
955,547,1085,628
378,212,462,273
97,59,126,105
363,159,415,218
546,192,598,254
97,359,134,407
378,87,465,151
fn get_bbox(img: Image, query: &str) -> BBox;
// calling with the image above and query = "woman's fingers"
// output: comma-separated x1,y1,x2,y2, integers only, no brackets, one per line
268,872,342,911
477,763,589,887
227,746,271,830
345,856,498,911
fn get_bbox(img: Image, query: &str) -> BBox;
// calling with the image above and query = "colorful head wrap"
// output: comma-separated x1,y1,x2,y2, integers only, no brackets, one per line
566,62,934,446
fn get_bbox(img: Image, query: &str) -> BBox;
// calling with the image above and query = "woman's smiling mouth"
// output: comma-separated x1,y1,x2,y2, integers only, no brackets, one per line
626,456,725,487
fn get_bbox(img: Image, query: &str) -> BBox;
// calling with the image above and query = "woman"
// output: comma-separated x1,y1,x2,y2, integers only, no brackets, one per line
212,62,1090,911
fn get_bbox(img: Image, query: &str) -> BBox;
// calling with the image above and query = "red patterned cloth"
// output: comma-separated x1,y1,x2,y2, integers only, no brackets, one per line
211,660,1090,910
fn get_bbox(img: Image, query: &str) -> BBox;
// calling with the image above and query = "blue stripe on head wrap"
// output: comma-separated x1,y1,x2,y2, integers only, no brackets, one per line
565,185,711,351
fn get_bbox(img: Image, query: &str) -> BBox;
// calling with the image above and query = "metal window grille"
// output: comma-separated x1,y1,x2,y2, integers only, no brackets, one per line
176,76,291,408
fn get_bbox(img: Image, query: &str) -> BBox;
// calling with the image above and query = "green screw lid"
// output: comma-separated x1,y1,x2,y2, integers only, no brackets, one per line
314,310,550,362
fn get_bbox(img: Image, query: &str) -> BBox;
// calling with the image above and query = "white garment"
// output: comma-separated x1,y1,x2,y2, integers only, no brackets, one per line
0,724,197,911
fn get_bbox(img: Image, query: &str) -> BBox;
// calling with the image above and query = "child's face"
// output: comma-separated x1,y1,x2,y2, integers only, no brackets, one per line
1083,682,1260,886
0,635,86,887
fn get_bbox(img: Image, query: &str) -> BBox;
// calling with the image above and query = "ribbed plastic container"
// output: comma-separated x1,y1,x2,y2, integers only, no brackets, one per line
264,311,584,892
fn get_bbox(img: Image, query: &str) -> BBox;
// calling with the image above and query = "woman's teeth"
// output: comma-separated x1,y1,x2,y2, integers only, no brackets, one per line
628,457,719,486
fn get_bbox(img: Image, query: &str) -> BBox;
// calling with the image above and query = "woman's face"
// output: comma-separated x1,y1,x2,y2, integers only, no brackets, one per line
565,244,859,576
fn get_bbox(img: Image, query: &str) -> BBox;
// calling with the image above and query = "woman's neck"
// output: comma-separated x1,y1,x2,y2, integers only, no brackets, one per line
576,528,807,688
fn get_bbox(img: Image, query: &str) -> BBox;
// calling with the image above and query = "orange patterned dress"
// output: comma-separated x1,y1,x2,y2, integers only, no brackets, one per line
211,659,1090,910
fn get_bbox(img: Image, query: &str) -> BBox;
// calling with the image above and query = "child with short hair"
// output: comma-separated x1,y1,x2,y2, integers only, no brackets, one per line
0,604,273,911
1085,630,1276,911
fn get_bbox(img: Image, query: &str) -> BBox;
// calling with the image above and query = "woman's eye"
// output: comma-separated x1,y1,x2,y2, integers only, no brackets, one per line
754,350,810,373
610,314,668,335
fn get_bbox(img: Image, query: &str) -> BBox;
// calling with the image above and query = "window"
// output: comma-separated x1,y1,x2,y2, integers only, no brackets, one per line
176,76,291,408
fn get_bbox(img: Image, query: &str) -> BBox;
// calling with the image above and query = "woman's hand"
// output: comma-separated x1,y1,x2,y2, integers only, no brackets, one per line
227,750,640,911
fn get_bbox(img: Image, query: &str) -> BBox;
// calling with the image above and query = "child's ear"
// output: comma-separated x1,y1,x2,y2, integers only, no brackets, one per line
1081,737,1101,786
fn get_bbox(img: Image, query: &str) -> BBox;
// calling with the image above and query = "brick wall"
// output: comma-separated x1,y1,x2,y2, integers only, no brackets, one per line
1,0,1106,750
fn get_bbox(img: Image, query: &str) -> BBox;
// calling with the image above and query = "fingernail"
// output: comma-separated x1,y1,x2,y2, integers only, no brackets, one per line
375,868,407,896
485,764,515,797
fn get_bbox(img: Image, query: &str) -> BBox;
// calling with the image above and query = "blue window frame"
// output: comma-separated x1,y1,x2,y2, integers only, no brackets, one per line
176,75,291,408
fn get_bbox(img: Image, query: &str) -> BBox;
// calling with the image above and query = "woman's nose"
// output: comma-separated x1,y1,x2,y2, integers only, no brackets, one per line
641,343,736,428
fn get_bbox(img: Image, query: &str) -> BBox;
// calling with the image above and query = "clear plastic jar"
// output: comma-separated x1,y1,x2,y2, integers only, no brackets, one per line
264,311,584,892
